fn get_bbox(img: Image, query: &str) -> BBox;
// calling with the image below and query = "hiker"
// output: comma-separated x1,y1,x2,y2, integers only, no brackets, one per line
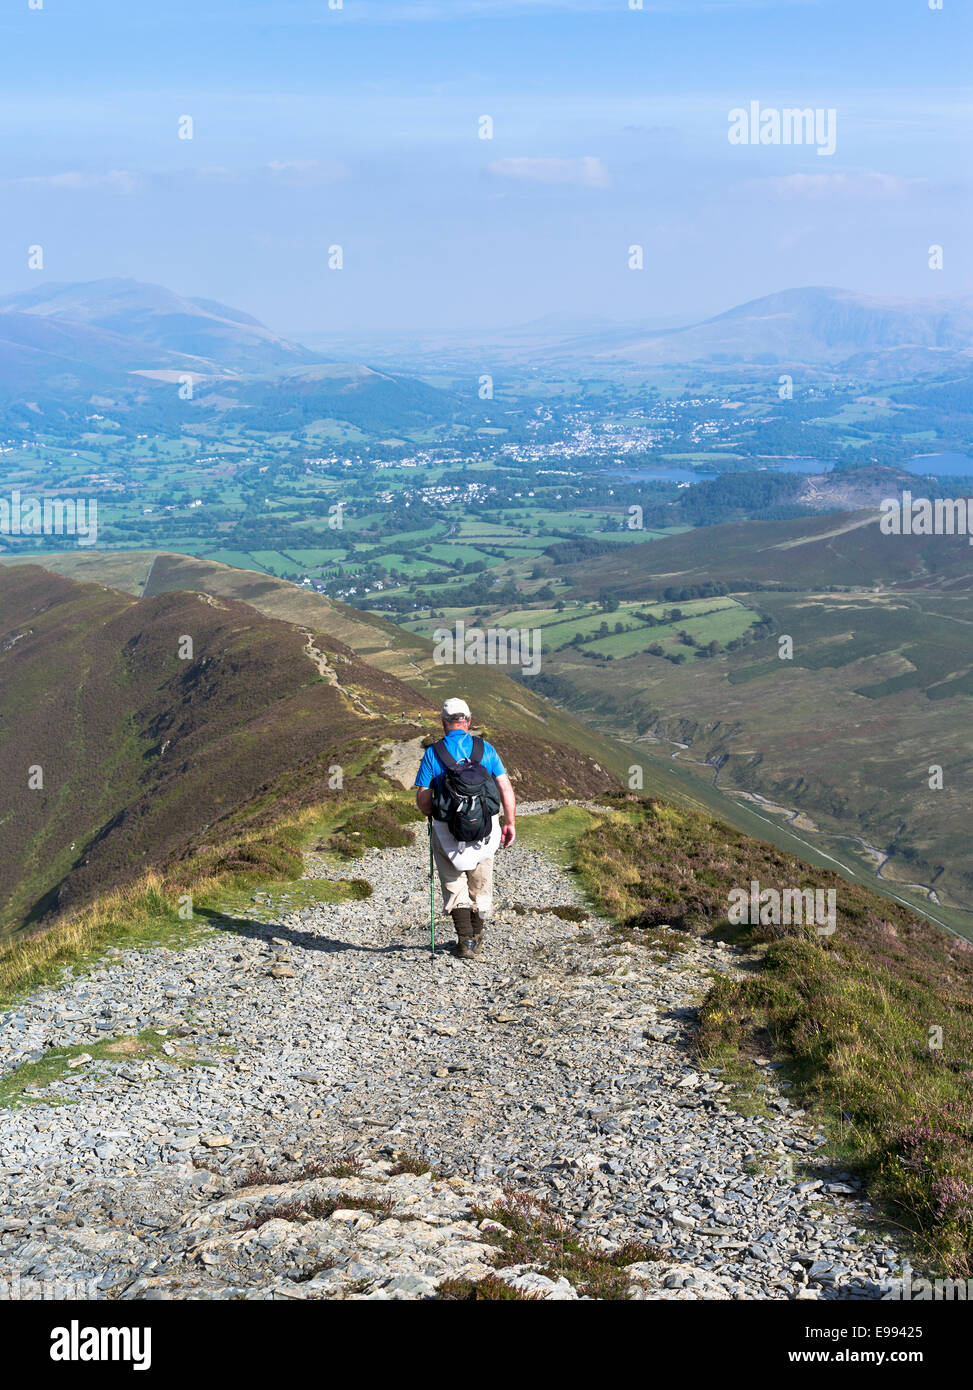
414,698,516,960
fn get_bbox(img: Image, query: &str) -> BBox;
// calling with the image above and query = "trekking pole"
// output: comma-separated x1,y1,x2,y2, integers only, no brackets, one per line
427,818,436,961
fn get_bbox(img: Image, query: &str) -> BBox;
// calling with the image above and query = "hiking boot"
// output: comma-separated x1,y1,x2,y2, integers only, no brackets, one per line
450,907,474,960
470,909,487,955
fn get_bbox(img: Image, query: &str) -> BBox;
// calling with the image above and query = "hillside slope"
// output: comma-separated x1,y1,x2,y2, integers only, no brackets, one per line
562,507,973,597
0,308,214,399
0,279,464,431
16,550,633,778
0,278,318,373
579,286,973,374
0,563,620,940
528,510,973,924
0,564,417,936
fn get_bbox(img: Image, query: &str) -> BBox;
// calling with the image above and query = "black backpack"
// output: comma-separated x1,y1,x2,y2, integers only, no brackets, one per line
431,736,502,843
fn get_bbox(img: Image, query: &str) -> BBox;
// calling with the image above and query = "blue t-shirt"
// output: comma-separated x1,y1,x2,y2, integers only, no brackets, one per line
413,729,506,789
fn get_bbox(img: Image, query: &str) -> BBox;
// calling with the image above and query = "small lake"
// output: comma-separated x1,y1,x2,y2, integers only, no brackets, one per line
607,453,973,485
607,467,717,483
608,458,829,482
906,452,973,477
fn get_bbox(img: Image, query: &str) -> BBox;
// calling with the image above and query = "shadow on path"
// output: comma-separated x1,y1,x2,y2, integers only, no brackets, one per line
196,906,450,958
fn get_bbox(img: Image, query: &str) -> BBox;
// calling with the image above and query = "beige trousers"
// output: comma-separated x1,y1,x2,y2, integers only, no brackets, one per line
431,834,496,916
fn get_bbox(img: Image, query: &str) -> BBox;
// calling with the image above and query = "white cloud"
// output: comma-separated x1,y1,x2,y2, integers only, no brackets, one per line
11,162,349,193
268,159,319,173
193,166,241,183
266,158,347,185
762,171,926,199
16,169,141,192
488,156,610,187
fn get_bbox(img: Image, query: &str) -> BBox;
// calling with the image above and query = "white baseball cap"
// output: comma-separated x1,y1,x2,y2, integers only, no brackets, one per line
441,697,471,719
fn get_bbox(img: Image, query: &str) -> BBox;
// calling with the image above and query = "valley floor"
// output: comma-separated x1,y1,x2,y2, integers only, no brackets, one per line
0,805,907,1300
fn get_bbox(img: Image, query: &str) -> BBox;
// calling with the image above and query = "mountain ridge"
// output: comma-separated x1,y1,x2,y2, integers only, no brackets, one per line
0,561,621,940
547,286,973,373
0,279,464,429
0,277,318,373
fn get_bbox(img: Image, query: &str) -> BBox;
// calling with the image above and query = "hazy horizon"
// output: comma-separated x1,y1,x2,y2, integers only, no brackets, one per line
1,0,971,333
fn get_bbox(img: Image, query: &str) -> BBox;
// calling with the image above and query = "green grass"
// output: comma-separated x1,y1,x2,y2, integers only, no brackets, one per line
571,796,973,1275
516,806,599,868
425,543,494,564
373,554,443,576
0,1028,219,1110
208,875,372,924
584,609,753,659
0,880,214,1010
316,792,424,859
278,548,347,568
0,788,396,1010
456,520,533,541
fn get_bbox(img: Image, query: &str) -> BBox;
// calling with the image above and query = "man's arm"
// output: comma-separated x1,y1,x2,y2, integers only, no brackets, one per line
414,744,435,817
496,772,516,847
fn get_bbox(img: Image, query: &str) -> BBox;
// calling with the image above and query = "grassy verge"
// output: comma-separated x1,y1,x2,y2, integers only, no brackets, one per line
312,790,424,859
215,877,372,926
0,782,413,1009
516,805,599,867
571,795,973,1275
0,1027,218,1109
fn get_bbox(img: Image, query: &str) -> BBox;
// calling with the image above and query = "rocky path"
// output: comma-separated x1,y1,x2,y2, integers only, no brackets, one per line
0,804,907,1300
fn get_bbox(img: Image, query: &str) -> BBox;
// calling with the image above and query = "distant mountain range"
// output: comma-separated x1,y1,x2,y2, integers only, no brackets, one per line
0,278,318,374
558,287,973,374
296,287,973,380
1,279,971,425
0,278,465,429
0,308,181,387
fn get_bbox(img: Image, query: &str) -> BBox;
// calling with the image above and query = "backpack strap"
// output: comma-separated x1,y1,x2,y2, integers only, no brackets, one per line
433,735,483,770
433,738,460,771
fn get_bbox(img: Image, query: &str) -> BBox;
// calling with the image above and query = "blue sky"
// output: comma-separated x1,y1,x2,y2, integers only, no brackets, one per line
0,0,969,333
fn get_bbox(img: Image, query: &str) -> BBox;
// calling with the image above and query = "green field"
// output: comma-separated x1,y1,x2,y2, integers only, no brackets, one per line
528,514,973,924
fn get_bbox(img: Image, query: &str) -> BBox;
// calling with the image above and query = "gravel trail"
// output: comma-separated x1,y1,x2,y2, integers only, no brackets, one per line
0,803,907,1300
